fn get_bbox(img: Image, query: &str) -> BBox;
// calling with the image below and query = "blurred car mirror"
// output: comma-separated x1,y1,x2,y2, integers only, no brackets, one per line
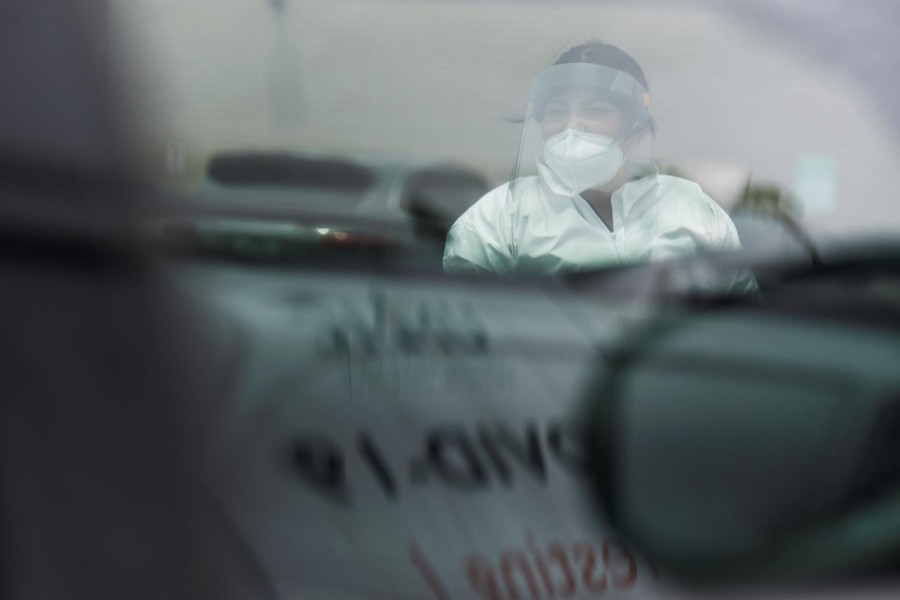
583,246,900,588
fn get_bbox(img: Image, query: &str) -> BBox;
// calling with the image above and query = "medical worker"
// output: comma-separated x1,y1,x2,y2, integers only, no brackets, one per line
444,41,750,284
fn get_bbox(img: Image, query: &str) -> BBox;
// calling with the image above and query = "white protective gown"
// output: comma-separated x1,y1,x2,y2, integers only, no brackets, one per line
444,163,749,283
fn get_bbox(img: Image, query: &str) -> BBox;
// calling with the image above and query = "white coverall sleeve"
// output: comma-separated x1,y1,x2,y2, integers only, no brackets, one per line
443,187,516,275
649,177,757,294
701,192,759,295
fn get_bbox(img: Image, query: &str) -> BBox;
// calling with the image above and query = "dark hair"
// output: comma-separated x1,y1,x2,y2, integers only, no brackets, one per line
539,40,655,135
554,41,650,91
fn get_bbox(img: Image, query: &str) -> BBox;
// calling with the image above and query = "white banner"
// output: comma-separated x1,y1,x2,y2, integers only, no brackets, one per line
196,269,662,598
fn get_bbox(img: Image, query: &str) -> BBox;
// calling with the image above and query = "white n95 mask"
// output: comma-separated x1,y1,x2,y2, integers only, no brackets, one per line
540,129,625,195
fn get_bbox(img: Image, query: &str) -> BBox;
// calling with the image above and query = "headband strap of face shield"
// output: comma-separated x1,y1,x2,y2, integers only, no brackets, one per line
529,63,651,134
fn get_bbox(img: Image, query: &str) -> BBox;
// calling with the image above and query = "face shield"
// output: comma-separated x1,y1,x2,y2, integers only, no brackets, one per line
510,63,651,197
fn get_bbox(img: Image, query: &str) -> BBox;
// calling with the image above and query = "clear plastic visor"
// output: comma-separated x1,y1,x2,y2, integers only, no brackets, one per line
529,63,649,123
510,63,651,191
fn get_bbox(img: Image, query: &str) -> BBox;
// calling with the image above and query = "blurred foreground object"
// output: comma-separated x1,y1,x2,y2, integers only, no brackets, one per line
585,242,900,587
0,1,233,598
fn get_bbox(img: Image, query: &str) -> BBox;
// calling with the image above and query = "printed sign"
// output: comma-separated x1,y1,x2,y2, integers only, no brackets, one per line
200,276,659,598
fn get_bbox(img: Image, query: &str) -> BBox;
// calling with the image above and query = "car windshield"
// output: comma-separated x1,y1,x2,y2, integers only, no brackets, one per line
11,3,900,598
109,0,900,284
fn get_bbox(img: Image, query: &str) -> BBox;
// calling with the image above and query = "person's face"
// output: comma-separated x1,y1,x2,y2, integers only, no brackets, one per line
540,88,625,140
